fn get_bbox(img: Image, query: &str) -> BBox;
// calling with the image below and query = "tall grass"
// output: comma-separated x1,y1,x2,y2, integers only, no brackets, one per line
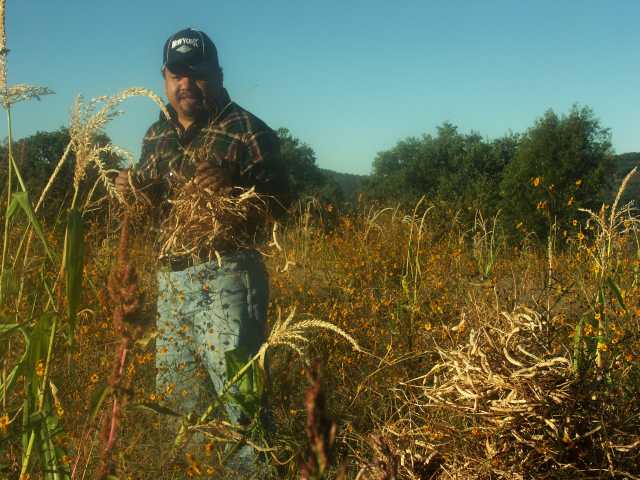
1,0,639,477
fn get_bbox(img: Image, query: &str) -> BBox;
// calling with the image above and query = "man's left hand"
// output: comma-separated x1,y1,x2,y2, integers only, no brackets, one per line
194,160,231,192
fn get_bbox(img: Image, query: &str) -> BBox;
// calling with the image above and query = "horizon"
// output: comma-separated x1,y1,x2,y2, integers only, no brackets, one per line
6,1,640,176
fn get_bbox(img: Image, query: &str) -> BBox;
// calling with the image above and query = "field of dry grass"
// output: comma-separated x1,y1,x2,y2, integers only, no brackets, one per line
4,191,639,479
1,0,639,475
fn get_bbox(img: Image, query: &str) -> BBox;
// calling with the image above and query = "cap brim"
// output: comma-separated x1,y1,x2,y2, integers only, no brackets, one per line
164,61,216,76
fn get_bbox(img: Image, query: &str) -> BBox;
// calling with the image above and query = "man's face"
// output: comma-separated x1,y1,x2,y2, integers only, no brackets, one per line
163,66,220,120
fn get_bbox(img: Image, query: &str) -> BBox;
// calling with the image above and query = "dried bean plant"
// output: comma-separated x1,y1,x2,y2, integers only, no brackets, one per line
358,306,640,479
159,183,266,262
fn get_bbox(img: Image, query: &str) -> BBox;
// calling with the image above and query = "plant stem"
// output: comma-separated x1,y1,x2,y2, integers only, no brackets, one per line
0,104,13,302
38,314,58,411
20,429,36,479
173,350,261,452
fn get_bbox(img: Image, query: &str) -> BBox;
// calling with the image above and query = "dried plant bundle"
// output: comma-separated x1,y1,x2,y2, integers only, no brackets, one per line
360,306,640,479
159,183,267,260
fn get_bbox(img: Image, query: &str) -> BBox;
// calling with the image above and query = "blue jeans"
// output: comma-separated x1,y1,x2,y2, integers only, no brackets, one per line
155,249,268,434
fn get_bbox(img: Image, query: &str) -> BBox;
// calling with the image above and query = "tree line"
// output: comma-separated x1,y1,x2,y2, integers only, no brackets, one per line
365,105,623,240
2,104,635,242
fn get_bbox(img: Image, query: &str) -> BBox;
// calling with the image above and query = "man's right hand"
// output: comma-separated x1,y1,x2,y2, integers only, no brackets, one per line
115,169,134,195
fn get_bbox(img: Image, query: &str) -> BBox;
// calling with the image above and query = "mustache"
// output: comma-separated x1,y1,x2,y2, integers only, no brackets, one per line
176,89,203,100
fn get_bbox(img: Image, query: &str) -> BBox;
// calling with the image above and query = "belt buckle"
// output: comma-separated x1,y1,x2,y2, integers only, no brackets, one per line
169,256,191,272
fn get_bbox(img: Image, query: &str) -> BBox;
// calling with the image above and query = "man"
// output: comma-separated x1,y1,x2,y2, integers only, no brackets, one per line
115,27,288,471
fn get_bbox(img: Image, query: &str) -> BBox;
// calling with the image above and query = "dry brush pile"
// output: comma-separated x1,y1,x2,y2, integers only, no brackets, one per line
358,306,639,479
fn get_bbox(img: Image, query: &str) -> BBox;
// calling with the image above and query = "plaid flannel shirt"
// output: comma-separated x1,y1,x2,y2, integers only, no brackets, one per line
134,89,289,257
136,88,288,203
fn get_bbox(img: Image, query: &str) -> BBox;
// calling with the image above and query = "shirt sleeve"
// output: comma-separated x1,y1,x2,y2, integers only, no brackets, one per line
133,125,168,203
241,128,291,213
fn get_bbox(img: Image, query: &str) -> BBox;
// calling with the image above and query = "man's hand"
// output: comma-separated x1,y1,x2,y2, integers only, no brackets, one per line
115,169,134,195
194,160,231,193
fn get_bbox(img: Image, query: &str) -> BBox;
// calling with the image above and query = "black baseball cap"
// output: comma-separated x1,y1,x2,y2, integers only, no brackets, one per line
162,28,219,75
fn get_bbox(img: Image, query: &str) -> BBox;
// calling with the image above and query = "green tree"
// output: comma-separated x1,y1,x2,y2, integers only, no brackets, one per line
276,127,343,203
365,124,461,204
499,105,614,239
365,123,516,219
0,127,121,221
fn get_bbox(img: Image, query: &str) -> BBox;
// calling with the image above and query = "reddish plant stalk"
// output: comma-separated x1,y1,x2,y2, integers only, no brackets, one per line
95,213,141,480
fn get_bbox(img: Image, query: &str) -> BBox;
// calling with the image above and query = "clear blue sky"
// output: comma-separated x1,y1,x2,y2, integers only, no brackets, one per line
6,1,640,175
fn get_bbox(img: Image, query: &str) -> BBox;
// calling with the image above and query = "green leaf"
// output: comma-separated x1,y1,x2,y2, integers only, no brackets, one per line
65,209,84,339
0,364,19,398
401,275,410,298
0,326,30,398
0,267,18,300
27,410,46,428
225,347,264,420
26,314,55,374
0,323,19,334
606,277,627,312
89,384,113,424
7,192,55,262
40,399,70,479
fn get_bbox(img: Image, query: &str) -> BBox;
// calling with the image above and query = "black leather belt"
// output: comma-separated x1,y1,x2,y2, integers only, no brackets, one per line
168,256,196,272
164,246,241,272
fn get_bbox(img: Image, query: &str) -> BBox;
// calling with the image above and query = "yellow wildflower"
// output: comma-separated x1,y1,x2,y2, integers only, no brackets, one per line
532,177,541,187
35,360,45,377
0,414,9,433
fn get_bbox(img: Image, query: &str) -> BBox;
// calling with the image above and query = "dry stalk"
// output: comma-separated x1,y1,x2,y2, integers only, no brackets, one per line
363,306,640,478
95,213,143,480
159,183,266,261
299,360,344,480
256,307,362,371
69,88,169,207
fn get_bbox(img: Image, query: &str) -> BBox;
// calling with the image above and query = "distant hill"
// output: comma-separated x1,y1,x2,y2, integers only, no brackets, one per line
320,168,368,203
